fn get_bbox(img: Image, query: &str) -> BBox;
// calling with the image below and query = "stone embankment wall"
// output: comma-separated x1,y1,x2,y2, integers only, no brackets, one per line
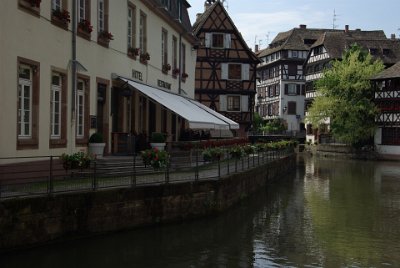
0,155,295,251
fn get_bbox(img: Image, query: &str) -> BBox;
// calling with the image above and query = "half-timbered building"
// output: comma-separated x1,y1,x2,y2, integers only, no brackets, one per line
256,25,333,134
372,61,400,156
193,0,259,137
304,27,400,143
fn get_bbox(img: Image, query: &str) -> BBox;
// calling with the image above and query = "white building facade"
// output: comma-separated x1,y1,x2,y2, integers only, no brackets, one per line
0,0,227,158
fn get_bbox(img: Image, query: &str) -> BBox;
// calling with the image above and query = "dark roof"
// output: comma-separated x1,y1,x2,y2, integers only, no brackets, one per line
257,28,341,57
153,0,193,34
311,31,400,64
192,0,259,62
372,61,400,80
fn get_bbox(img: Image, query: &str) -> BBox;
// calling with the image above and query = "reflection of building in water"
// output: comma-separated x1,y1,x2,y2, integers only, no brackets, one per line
374,162,400,210
304,158,330,200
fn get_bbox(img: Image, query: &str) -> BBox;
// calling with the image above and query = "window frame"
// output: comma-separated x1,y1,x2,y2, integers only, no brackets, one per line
49,69,68,148
17,57,40,150
76,74,90,145
127,3,136,51
162,28,168,70
139,11,147,53
172,35,178,73
50,73,62,139
227,95,241,112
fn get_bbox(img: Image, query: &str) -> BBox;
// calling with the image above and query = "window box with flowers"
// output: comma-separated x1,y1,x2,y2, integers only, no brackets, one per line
19,0,41,15
182,72,189,82
172,68,180,78
98,30,114,47
77,19,93,40
128,47,140,59
51,9,71,29
162,63,171,74
140,52,151,64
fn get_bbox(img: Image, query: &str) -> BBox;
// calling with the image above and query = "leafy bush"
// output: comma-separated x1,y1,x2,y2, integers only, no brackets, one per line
261,119,287,134
89,132,104,143
150,132,166,143
229,146,244,159
60,152,91,170
202,147,224,162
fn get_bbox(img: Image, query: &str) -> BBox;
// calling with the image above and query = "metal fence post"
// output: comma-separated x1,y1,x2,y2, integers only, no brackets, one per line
131,153,136,187
48,155,54,195
195,148,199,181
227,152,230,175
218,158,221,179
165,155,170,184
93,160,97,190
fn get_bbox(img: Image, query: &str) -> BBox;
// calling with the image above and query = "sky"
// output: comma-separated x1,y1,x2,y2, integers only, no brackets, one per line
188,0,400,50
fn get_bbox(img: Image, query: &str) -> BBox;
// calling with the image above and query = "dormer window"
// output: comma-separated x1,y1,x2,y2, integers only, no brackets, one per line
161,0,171,10
383,48,390,56
369,48,378,55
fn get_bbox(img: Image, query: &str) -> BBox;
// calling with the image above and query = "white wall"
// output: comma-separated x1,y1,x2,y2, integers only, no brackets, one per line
0,0,196,158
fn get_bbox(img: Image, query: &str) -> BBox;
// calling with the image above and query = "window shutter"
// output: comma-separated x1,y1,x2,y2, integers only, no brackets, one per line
301,85,305,95
205,33,211,48
296,84,301,95
219,95,227,111
224,34,231,49
284,84,288,95
241,64,250,80
85,0,90,20
221,63,228,80
241,95,248,112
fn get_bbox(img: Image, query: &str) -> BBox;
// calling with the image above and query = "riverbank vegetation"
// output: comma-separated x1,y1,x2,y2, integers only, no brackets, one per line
306,45,384,146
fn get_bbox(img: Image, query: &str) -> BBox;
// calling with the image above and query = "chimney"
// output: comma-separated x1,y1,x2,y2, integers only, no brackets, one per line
391,34,396,40
345,25,349,33
299,24,307,29
255,44,259,52
196,13,202,21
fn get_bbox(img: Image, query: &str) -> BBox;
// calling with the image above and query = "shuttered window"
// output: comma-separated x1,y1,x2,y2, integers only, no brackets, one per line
205,33,231,49
221,63,250,80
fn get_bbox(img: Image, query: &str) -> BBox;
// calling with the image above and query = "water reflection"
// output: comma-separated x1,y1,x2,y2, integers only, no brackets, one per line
1,156,400,267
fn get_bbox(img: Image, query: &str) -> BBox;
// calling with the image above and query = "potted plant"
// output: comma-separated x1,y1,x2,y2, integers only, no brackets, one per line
88,132,106,158
140,148,169,170
150,132,166,151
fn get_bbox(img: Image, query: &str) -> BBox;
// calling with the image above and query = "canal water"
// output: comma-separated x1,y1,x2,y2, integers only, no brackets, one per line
1,156,400,267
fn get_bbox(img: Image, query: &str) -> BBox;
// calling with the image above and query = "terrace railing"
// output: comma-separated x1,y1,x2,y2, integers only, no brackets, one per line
0,147,294,199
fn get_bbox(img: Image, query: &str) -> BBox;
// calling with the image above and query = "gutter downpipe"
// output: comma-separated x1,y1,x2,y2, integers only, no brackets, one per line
178,33,182,95
71,0,77,153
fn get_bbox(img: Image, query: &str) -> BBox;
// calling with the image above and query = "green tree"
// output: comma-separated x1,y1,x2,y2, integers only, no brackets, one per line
252,112,264,132
306,44,384,146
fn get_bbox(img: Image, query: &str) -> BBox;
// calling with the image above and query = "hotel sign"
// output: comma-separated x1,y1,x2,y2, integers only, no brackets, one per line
132,69,143,81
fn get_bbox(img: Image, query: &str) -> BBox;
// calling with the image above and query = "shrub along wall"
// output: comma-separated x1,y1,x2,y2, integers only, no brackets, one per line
0,155,296,251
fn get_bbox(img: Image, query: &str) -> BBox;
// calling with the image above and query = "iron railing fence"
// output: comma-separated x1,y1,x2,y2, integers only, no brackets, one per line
0,148,294,199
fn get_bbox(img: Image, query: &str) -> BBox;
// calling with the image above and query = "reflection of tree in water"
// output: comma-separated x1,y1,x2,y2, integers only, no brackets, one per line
304,157,400,266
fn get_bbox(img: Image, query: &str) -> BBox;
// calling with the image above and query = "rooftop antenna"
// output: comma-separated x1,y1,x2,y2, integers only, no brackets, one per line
332,9,338,29
266,32,270,45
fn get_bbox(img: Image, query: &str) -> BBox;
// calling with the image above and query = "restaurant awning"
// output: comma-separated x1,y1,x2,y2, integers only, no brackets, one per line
119,77,239,130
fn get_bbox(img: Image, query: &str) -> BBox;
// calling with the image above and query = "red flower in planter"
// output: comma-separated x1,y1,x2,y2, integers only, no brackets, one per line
52,9,71,24
78,19,93,33
99,30,114,40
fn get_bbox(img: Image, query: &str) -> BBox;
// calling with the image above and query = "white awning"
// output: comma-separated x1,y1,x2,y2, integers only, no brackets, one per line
120,78,238,130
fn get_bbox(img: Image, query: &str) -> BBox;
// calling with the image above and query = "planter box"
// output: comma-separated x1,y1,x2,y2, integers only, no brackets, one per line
88,143,106,158
150,143,166,151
